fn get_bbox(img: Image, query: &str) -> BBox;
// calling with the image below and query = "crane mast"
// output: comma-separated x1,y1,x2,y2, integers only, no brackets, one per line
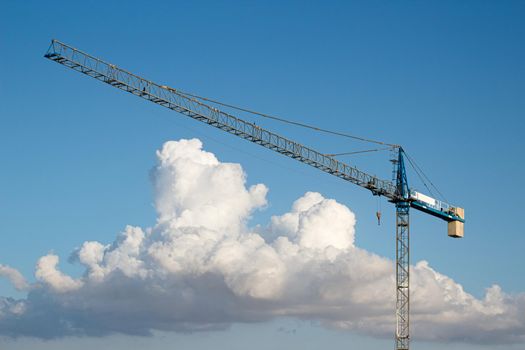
395,149,410,349
44,39,465,350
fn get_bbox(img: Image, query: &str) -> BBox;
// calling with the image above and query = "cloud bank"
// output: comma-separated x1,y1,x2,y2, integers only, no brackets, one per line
0,139,524,344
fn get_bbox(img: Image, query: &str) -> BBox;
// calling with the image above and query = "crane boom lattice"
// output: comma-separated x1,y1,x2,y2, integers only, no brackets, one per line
44,40,397,199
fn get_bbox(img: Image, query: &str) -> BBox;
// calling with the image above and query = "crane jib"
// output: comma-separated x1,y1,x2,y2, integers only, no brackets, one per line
44,40,398,196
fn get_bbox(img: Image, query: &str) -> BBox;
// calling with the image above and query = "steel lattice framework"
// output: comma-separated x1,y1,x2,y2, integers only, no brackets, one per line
44,39,465,350
44,40,398,199
396,204,410,350
396,202,410,350
394,149,411,350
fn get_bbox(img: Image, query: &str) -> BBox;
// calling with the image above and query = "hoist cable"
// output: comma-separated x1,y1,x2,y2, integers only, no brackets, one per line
325,147,392,157
404,151,448,203
168,88,399,148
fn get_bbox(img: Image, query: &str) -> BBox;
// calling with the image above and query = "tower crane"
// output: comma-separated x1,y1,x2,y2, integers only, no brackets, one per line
44,39,465,350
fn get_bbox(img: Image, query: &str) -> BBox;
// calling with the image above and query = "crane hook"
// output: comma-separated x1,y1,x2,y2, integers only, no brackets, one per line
376,196,382,225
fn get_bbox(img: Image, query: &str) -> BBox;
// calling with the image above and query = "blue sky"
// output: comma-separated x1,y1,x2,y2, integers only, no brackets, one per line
1,1,524,349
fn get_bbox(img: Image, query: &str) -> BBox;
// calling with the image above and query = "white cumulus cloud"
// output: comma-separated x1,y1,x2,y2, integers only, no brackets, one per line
35,255,83,293
0,264,29,291
0,138,523,344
